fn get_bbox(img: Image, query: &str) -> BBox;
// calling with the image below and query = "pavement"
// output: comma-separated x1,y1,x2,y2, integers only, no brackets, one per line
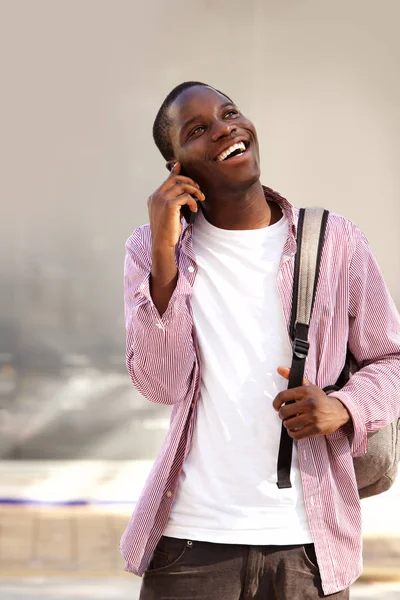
0,499,398,600
1,502,399,581
1,460,400,581
2,577,400,600
0,504,128,577
0,465,399,599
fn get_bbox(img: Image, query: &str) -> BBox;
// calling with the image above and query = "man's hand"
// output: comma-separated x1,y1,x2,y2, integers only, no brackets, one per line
148,162,205,251
148,162,205,316
273,366,350,440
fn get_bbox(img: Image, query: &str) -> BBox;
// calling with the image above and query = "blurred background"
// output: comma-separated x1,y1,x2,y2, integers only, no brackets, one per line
0,0,399,598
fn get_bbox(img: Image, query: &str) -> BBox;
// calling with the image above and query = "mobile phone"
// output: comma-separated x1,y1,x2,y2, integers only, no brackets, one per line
180,201,198,225
167,163,199,225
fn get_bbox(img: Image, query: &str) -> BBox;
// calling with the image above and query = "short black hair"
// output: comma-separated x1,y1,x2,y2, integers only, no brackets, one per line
152,81,233,161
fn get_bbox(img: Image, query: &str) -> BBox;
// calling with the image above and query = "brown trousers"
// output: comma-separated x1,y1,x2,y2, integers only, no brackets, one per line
139,536,350,600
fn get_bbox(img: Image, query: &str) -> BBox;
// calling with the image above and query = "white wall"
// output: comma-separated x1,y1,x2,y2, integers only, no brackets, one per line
1,0,399,362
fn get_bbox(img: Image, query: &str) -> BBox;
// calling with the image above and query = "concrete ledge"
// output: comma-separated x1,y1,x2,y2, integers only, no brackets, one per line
359,536,400,582
1,505,400,581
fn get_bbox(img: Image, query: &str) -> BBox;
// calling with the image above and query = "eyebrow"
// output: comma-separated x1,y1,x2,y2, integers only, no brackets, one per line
180,101,235,134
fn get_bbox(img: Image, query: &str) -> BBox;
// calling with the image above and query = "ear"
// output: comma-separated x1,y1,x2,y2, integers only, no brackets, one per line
166,160,178,172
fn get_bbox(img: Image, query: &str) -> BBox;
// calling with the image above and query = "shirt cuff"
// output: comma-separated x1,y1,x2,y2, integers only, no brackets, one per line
135,267,193,326
326,390,368,457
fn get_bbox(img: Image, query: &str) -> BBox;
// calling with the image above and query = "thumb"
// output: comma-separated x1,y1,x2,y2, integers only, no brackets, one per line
277,366,311,386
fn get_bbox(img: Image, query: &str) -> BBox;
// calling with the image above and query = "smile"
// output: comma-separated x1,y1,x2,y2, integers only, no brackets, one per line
216,141,248,162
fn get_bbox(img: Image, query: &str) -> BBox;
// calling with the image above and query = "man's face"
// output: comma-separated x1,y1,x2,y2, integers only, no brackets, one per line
167,86,261,192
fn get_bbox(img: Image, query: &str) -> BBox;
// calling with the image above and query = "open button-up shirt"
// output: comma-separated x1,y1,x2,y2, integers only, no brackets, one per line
120,188,400,595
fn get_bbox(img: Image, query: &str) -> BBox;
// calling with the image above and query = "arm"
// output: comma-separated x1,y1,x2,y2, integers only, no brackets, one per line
274,227,400,457
327,229,400,457
150,247,178,316
124,161,205,405
124,231,197,405
147,160,204,315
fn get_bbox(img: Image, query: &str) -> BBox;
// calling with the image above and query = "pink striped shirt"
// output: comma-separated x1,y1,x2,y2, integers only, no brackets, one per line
120,187,400,595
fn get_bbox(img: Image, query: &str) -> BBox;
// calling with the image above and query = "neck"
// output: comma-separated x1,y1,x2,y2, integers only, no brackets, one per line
200,180,279,230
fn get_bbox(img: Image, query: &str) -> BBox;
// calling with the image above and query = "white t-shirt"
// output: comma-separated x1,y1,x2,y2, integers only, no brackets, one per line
164,208,312,545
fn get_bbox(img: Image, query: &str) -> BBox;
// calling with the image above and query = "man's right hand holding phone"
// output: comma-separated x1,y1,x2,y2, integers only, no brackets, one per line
148,162,205,316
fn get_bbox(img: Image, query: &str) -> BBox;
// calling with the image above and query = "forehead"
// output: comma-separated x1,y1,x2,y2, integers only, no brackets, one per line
168,86,233,131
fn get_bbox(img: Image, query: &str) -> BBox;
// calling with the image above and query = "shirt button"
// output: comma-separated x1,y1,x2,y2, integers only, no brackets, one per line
188,266,195,273
165,490,172,498
156,323,163,329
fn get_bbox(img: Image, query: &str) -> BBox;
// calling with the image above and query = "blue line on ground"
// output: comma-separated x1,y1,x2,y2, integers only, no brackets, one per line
0,498,136,506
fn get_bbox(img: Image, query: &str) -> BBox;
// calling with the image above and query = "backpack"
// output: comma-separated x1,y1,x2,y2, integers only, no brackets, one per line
276,207,400,499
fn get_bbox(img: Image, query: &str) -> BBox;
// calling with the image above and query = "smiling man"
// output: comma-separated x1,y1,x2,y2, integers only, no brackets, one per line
121,82,400,599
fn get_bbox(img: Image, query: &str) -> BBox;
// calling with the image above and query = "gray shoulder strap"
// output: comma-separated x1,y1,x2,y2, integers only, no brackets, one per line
295,207,329,328
277,206,329,490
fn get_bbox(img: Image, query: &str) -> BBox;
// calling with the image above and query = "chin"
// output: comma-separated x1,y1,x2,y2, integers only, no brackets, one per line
231,166,261,191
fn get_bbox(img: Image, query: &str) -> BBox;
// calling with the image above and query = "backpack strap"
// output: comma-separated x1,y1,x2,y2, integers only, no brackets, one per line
276,207,329,489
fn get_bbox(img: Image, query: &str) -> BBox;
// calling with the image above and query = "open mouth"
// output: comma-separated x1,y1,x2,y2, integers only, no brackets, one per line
216,140,249,162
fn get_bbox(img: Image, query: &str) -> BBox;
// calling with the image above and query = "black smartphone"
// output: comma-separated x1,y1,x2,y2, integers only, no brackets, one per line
168,163,199,225
180,201,198,225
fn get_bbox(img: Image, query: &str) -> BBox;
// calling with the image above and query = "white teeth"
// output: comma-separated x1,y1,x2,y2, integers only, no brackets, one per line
217,141,247,161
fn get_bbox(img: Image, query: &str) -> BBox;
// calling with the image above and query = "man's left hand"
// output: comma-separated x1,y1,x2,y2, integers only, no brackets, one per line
273,366,351,440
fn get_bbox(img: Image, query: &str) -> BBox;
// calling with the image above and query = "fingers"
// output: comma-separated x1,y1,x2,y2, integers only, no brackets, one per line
163,174,201,191
165,162,202,192
286,424,316,440
277,366,291,380
162,177,204,201
172,193,199,213
272,387,310,411
148,169,205,224
278,399,309,421
167,182,205,203
282,413,311,431
277,366,311,386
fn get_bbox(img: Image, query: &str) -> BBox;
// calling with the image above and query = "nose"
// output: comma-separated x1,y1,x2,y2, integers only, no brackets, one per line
211,120,236,142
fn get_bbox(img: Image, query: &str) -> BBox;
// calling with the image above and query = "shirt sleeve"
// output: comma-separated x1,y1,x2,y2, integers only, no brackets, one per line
329,229,400,457
124,229,197,405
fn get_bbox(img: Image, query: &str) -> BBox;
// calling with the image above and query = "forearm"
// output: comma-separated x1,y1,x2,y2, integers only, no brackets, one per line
124,233,196,405
333,356,400,429
150,247,178,316
328,355,400,456
333,227,400,455
126,291,196,405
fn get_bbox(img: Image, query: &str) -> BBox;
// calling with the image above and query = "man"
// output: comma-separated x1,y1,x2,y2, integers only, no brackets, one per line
121,81,400,599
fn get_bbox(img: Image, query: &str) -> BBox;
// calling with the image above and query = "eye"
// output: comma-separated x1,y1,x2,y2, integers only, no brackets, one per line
224,109,239,118
189,125,205,138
